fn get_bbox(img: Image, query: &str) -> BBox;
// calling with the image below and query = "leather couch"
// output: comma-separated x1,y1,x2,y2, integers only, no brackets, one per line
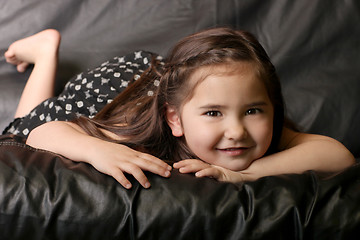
1,0,359,239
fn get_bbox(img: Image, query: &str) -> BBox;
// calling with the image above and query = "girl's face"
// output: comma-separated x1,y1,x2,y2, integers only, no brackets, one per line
167,62,274,171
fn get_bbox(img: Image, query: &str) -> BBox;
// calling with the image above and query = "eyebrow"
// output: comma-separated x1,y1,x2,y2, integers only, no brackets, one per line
199,101,269,109
199,104,224,109
245,101,269,107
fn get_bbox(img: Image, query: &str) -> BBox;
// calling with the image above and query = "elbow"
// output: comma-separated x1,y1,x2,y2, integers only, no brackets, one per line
331,136,356,169
26,126,43,149
330,143,356,171
336,138,356,169
25,121,58,149
342,149,356,168
318,137,356,172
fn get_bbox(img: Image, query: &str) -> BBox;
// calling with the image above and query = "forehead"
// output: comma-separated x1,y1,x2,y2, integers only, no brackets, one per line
187,61,261,94
189,61,259,86
183,61,271,105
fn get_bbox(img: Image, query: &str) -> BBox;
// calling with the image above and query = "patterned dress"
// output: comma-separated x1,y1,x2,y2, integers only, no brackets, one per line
3,51,163,139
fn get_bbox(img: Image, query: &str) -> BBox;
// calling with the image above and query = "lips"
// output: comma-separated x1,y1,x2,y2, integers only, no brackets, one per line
216,147,250,156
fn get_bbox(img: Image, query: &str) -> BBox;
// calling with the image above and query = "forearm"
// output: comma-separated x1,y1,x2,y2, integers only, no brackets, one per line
241,136,355,181
26,121,98,164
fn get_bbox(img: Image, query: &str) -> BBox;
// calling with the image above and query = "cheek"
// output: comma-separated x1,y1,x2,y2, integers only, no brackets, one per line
182,121,220,154
261,123,273,150
250,119,274,152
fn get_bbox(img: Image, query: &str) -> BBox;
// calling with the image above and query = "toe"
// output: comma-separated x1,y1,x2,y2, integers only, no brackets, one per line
16,62,29,72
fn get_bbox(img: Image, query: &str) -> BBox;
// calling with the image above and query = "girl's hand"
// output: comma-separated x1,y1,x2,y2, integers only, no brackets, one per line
87,140,172,189
173,159,244,183
27,121,172,190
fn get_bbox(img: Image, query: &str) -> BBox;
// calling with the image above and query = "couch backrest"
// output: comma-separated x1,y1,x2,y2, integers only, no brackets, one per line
0,0,359,157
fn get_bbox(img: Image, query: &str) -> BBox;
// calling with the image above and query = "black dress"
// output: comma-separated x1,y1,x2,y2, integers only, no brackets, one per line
3,51,162,139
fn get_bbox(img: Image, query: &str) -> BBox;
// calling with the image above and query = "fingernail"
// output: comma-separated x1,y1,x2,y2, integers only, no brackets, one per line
164,171,171,177
167,165,172,171
144,182,151,188
126,183,132,189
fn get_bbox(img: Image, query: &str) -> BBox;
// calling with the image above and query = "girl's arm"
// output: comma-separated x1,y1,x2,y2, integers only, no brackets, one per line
239,127,355,181
27,121,172,189
174,127,355,182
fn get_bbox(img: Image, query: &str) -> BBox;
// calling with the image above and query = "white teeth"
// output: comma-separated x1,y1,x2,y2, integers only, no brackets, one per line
222,148,244,151
215,147,249,151
220,147,247,151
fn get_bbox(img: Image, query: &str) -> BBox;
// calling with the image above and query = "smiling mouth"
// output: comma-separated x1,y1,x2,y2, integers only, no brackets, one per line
216,147,250,156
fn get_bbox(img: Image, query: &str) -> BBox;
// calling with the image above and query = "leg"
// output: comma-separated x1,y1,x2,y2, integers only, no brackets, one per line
5,29,61,118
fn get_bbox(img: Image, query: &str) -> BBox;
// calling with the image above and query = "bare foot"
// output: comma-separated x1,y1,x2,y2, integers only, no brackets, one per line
4,29,61,73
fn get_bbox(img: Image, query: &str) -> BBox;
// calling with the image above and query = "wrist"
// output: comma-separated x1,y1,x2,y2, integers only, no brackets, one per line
80,136,108,165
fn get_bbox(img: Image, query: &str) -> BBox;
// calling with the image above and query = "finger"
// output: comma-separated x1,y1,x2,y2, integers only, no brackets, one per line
110,169,133,189
176,161,210,174
115,144,171,178
195,168,221,179
5,54,19,65
17,62,29,72
4,50,15,60
139,152,172,170
121,163,151,189
173,161,186,169
133,153,172,178
173,159,201,169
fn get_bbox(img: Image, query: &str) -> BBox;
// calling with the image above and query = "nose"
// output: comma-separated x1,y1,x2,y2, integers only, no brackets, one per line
224,118,248,141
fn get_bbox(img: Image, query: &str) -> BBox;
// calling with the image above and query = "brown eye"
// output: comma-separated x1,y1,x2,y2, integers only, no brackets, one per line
245,108,262,116
205,111,222,117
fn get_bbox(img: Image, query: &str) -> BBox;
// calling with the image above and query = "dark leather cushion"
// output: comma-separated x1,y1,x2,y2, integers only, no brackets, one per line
1,134,359,239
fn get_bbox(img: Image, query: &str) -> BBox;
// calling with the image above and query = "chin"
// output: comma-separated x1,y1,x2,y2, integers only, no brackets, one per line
232,153,265,171
221,160,254,172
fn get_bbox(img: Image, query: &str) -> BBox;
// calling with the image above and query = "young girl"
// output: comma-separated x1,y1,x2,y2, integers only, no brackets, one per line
3,28,354,189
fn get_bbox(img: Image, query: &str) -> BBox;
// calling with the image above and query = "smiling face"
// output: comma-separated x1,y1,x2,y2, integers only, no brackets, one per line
166,62,274,171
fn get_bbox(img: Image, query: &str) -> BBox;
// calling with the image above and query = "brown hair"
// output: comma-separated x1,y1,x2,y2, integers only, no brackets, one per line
74,27,284,162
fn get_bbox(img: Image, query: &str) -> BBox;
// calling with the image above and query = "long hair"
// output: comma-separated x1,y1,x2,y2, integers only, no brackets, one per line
74,27,284,162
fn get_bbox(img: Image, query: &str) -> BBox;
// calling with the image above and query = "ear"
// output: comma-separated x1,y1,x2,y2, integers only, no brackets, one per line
166,106,184,137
